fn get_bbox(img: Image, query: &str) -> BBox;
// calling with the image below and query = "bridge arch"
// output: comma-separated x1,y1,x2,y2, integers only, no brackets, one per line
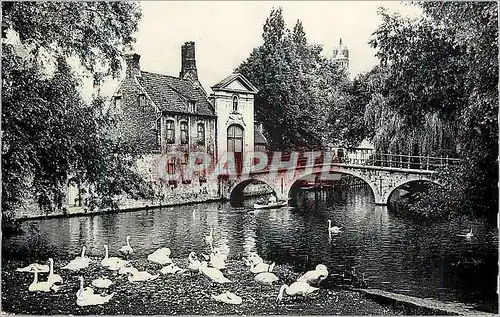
284,168,383,205
229,178,279,206
383,177,441,205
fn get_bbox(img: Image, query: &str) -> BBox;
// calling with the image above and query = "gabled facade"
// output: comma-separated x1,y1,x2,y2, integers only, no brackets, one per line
114,41,267,185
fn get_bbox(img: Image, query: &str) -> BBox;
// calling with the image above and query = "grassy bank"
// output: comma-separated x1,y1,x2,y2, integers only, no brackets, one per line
2,257,404,315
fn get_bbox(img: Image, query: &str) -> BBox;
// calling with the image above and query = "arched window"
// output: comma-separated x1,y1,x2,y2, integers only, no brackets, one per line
197,122,205,145
227,124,243,153
166,120,175,144
180,121,189,144
232,95,238,113
227,124,244,174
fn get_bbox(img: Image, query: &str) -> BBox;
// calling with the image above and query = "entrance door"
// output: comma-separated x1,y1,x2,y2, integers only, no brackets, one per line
227,124,244,175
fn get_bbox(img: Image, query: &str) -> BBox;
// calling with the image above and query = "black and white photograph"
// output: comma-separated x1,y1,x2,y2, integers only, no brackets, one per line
1,1,498,315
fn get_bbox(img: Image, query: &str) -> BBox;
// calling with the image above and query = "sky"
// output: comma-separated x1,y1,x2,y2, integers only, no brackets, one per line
99,1,422,97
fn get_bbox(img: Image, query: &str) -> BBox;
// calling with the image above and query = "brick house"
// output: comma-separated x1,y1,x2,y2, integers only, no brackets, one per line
113,41,267,187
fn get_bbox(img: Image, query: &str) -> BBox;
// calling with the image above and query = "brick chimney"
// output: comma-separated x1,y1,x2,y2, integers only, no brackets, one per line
179,41,198,81
125,52,141,78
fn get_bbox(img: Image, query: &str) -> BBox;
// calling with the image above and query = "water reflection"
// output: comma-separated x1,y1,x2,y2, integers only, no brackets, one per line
2,186,498,311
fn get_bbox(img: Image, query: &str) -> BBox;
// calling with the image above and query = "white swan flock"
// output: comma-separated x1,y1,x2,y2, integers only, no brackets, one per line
16,219,334,309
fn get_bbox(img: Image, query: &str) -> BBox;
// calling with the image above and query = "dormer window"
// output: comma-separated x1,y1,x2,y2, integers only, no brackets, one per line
138,94,146,110
188,100,196,113
232,95,238,113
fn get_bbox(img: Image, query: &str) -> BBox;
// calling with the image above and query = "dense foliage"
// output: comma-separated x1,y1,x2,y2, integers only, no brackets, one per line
236,8,354,151
2,2,146,230
363,2,498,218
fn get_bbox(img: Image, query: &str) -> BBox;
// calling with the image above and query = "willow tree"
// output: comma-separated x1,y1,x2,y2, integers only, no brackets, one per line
364,2,498,218
2,2,145,230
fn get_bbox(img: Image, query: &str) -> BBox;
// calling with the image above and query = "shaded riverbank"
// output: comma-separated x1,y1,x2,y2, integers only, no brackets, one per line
2,258,403,315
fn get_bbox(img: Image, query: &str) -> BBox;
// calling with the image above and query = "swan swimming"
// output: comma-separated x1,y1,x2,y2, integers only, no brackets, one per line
457,228,474,239
327,220,342,233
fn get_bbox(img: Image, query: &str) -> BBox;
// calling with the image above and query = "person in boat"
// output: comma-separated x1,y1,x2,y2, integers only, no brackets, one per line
268,195,277,204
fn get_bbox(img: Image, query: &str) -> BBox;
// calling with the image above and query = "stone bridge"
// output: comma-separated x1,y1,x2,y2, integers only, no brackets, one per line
219,152,459,205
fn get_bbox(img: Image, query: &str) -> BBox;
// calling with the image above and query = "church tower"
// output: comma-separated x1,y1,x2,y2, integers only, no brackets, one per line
333,38,349,72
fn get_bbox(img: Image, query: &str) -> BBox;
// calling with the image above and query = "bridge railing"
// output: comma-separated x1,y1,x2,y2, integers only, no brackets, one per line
345,153,461,170
227,150,461,175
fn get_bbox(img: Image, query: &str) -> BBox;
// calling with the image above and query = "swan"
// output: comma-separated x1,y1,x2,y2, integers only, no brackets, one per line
327,220,342,233
204,227,214,249
250,261,275,274
62,246,91,271
276,282,319,303
28,267,59,292
209,252,226,271
127,270,159,282
16,262,49,273
254,272,279,288
118,265,139,275
101,245,129,268
47,258,63,284
147,248,173,265
297,264,329,286
76,277,114,306
213,245,230,260
458,229,474,239
188,252,201,274
247,253,264,265
211,291,242,305
199,261,231,284
160,263,187,275
91,277,113,289
119,236,133,256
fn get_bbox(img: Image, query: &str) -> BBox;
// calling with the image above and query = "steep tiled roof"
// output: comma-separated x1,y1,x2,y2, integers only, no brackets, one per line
254,129,268,144
137,71,216,117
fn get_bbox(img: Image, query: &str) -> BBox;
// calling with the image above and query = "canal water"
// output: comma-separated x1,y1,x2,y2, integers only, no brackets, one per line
2,186,498,312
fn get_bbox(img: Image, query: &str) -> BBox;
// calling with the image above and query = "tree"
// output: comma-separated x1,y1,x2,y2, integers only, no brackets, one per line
365,3,498,218
2,2,145,231
236,8,350,151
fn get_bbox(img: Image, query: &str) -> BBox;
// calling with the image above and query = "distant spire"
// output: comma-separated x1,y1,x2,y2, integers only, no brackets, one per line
339,38,343,46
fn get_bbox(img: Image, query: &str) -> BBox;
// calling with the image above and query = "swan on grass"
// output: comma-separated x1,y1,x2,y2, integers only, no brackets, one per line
28,266,60,292
249,261,275,274
276,282,319,303
119,236,133,256
160,263,186,275
47,258,63,285
188,252,201,274
76,277,114,306
209,252,226,271
211,291,243,305
118,265,139,275
91,277,113,289
62,246,91,271
327,220,342,233
101,245,129,268
254,271,279,288
127,270,159,282
148,247,173,265
16,262,49,273
199,261,231,284
297,264,329,286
